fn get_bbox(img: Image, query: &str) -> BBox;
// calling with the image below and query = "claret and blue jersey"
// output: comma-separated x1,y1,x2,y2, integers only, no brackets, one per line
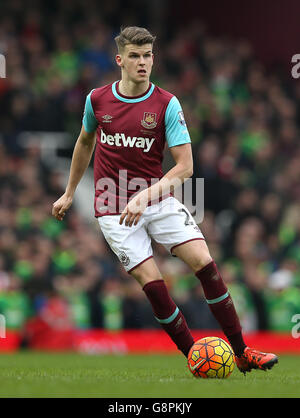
82,81,191,216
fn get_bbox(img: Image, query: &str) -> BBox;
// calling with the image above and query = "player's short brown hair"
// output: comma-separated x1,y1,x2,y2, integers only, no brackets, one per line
115,26,156,52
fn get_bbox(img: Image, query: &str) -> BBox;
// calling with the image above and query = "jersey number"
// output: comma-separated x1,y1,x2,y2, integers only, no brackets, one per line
178,208,194,226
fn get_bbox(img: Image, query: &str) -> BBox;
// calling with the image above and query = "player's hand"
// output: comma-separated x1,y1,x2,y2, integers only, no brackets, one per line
119,192,148,227
52,193,73,221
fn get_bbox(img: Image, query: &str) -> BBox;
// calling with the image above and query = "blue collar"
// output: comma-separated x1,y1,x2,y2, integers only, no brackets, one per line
112,81,155,103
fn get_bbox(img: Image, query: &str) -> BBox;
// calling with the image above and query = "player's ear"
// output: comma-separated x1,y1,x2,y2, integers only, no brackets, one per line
115,54,123,67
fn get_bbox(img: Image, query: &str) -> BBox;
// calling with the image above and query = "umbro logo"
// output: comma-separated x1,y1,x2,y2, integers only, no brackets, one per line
102,114,113,123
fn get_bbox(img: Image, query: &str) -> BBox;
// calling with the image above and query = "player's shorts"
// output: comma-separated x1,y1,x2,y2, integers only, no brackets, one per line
98,197,205,273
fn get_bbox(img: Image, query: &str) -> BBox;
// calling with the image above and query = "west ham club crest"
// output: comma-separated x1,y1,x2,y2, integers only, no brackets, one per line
141,112,157,129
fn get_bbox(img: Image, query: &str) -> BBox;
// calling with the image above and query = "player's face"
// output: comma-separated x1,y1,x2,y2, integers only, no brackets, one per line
116,43,154,84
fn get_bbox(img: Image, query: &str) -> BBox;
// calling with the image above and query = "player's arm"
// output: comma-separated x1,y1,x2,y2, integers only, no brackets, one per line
52,125,96,221
161,142,193,184
154,95,193,190
139,142,193,202
119,143,192,227
52,91,98,221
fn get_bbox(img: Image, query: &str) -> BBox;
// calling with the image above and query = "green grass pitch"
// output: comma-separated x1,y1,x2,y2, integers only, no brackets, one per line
0,352,299,398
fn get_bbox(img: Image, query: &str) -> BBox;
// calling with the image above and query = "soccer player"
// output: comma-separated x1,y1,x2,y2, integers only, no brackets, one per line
52,26,278,374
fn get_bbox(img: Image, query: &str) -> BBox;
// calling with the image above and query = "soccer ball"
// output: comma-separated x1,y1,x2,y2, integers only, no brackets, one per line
187,336,235,378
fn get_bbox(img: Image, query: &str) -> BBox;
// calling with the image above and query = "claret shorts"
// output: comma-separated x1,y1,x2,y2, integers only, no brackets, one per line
98,197,204,273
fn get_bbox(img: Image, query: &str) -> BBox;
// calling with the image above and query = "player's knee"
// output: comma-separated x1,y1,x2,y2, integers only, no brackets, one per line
190,253,213,273
130,269,162,288
134,275,162,288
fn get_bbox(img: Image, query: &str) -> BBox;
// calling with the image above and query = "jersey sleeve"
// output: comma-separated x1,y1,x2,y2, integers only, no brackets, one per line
82,90,98,133
165,96,191,148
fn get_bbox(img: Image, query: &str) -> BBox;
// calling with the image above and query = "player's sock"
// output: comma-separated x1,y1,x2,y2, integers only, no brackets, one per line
195,260,246,357
143,279,194,357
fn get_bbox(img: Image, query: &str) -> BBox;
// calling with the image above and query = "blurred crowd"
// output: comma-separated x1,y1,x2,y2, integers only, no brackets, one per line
0,0,300,339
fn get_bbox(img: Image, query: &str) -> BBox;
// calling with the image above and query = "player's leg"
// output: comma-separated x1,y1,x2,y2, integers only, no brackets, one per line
147,197,245,353
172,239,278,372
172,239,246,356
98,213,194,357
148,197,277,372
129,257,195,357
